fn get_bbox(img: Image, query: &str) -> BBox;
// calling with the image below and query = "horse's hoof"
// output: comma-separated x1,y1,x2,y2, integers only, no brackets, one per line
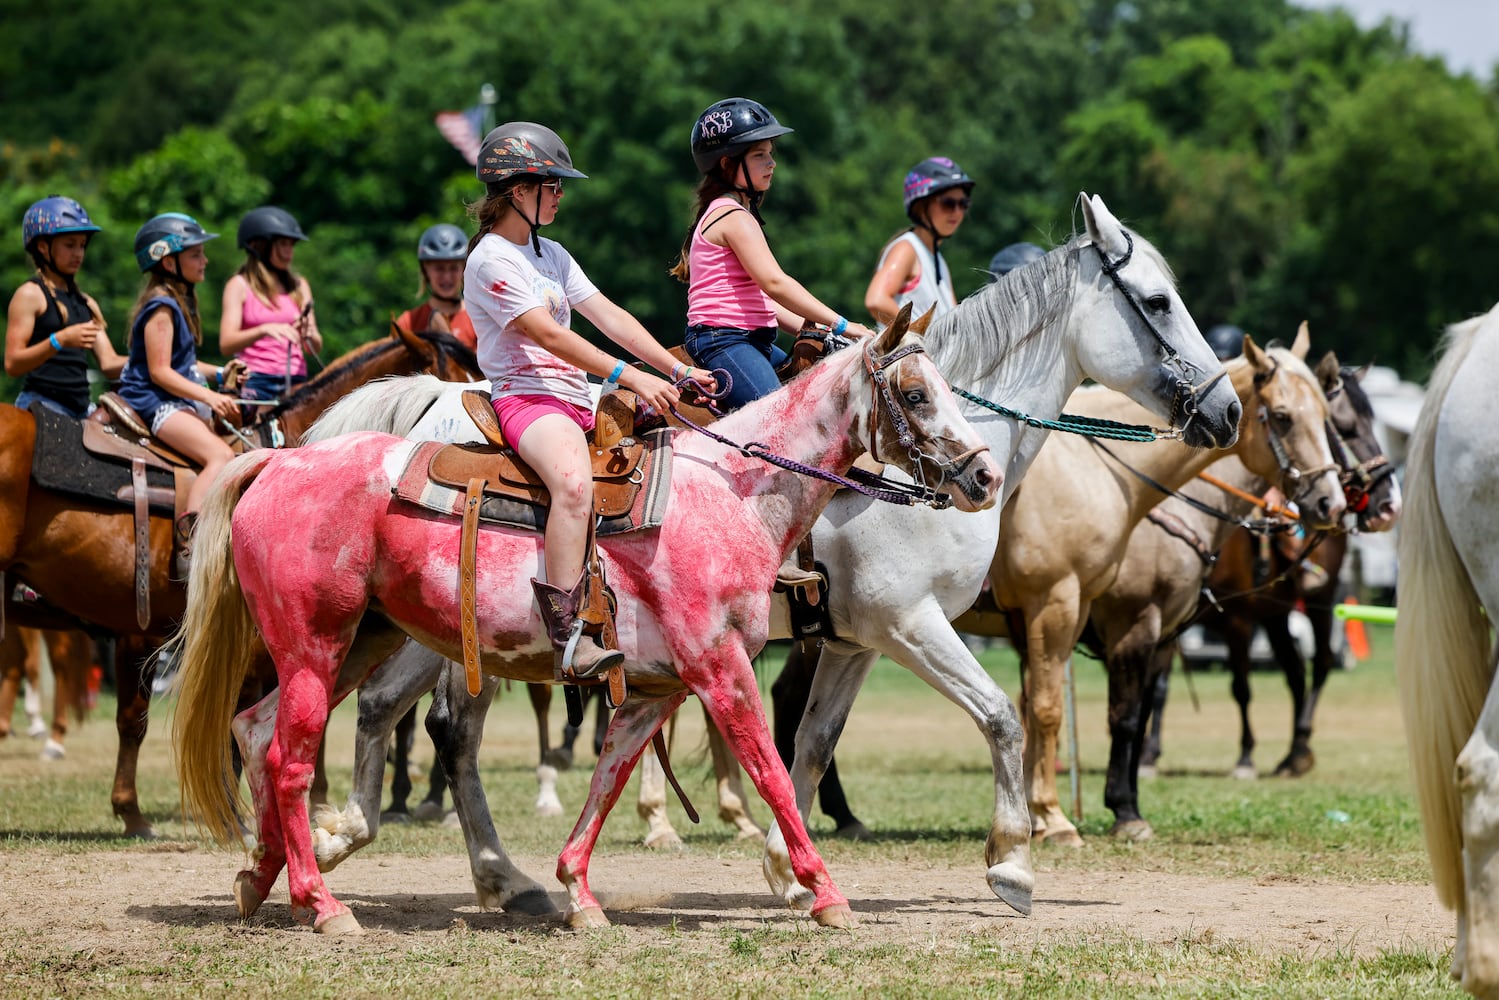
832,821,873,841
644,829,684,851
27,718,48,738
380,810,412,824
39,738,65,760
812,903,856,929
315,911,364,936
233,873,266,919
412,801,445,823
535,801,564,818
441,810,462,829
564,906,610,929
1137,763,1158,780
542,748,574,771
503,889,558,916
121,819,158,841
785,884,817,911
986,861,1035,916
1111,819,1154,843
1273,752,1315,777
733,824,766,843
1034,827,1084,848
1230,765,1258,780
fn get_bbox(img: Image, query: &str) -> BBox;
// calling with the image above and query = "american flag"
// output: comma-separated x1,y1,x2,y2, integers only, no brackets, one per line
434,104,486,165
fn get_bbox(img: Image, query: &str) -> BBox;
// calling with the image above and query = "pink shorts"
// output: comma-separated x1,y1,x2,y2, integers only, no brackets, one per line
491,393,595,447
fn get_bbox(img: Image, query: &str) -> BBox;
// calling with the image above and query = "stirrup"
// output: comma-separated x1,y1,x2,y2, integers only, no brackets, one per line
776,562,826,590
557,620,623,683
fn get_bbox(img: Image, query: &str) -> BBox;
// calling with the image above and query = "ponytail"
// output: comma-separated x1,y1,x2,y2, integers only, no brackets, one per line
668,172,740,284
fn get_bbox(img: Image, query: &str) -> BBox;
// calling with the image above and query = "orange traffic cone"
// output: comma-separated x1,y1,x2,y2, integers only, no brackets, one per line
1343,596,1370,661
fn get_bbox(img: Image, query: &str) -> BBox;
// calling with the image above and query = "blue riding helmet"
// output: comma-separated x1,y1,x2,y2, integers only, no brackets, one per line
988,242,1045,281
23,196,101,251
417,223,468,261
134,213,219,272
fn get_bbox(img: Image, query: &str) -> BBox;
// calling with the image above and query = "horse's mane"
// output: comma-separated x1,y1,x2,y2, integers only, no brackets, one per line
269,330,477,417
922,228,1172,389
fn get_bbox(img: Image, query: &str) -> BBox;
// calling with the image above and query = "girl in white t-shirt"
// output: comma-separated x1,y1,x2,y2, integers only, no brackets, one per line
466,121,716,681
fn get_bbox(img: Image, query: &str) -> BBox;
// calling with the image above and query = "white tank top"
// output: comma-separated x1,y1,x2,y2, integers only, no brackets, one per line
877,230,956,319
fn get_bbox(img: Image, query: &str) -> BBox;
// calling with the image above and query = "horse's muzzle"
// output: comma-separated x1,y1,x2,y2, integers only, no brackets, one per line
945,446,1003,511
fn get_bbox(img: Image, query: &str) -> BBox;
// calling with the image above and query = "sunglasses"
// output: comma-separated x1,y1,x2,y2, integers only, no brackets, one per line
540,179,564,194
937,195,971,211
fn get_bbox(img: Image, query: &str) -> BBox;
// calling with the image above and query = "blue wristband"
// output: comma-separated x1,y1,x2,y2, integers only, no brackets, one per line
832,315,849,336
48,333,61,352
603,359,626,393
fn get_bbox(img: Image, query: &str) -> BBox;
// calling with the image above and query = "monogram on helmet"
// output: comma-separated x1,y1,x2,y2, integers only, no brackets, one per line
23,195,101,251
133,213,219,272
689,98,794,175
475,122,588,186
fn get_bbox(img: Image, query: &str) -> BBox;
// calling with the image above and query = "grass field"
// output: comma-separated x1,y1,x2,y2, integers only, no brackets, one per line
0,622,1467,997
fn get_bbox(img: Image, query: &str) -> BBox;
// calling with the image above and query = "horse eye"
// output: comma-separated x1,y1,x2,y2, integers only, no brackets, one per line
1272,409,1292,425
904,389,927,406
1146,295,1169,313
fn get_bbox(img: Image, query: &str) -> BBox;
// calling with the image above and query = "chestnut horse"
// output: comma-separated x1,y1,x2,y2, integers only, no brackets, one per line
171,317,1003,933
0,325,477,836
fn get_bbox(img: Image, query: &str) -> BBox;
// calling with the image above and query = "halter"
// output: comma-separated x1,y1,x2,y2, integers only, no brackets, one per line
862,341,990,494
1093,232,1226,438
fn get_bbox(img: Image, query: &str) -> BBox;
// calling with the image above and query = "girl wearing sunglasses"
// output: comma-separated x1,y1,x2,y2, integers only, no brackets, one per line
864,157,975,327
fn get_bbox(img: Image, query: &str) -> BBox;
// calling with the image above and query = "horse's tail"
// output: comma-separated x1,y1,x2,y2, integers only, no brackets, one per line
300,373,451,444
1395,317,1494,910
171,448,276,846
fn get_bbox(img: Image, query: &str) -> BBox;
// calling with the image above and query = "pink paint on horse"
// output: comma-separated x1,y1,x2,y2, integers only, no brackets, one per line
172,316,1002,933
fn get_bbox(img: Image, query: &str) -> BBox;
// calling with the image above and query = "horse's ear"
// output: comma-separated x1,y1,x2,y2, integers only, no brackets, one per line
1080,192,1129,259
908,304,936,336
1290,321,1310,360
1314,351,1341,389
392,316,436,365
1351,363,1371,383
1241,332,1270,372
874,303,912,354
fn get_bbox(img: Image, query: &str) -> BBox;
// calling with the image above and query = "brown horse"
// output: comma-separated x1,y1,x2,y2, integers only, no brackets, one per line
0,325,478,837
0,627,96,756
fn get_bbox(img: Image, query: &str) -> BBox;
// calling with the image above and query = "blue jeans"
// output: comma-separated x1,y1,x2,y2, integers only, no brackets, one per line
683,325,788,412
241,371,308,403
14,391,89,420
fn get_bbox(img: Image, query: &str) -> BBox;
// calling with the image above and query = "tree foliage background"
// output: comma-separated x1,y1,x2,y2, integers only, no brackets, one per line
3,0,1497,398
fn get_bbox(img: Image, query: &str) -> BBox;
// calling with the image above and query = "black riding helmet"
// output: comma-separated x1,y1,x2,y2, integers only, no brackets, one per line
988,242,1045,282
1205,324,1245,361
237,206,308,249
476,122,587,256
690,98,793,222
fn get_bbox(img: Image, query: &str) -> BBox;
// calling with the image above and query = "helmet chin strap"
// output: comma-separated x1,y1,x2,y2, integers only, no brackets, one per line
730,154,765,224
909,209,947,286
508,184,546,257
31,243,80,297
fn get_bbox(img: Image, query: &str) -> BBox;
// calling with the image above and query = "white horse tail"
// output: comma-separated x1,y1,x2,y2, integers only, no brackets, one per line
300,373,450,444
1395,318,1494,910
171,448,277,847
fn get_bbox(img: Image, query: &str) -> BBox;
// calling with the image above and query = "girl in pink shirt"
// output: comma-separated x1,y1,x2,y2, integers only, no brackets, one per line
671,98,872,410
219,206,322,402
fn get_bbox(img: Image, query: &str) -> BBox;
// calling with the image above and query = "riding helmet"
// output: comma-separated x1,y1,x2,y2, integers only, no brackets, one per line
134,213,219,272
237,206,308,249
23,196,101,251
475,122,588,186
988,242,1045,282
903,157,974,218
417,223,469,261
689,98,793,175
1205,324,1245,361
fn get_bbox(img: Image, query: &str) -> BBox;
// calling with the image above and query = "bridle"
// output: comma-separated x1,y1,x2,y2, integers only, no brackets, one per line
1252,361,1339,504
1321,375,1395,518
1094,232,1227,440
863,341,990,499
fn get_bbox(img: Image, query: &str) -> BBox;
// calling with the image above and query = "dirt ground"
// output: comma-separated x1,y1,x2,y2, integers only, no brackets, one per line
0,841,1452,958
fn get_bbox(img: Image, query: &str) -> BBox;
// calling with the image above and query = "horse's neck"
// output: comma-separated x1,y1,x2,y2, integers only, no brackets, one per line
1176,458,1267,550
686,354,862,553
275,350,408,440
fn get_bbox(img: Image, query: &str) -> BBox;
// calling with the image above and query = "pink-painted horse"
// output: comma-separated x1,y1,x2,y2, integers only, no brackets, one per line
171,315,1003,934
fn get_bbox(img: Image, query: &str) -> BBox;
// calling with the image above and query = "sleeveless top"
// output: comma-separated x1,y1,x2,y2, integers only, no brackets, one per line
396,302,477,351
118,297,207,419
686,197,776,329
233,283,307,378
21,276,92,414
877,231,956,319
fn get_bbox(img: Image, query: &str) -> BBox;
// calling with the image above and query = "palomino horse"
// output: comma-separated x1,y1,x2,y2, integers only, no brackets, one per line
0,326,477,836
301,193,1243,915
1084,338,1399,839
977,337,1345,846
1395,302,1499,999
171,317,1004,934
0,627,95,757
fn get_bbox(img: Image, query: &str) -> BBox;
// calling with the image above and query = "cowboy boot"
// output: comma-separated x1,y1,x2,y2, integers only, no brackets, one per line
174,512,198,581
531,576,623,682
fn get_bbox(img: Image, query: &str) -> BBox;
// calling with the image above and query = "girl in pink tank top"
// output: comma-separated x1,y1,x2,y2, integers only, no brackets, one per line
671,98,873,411
219,205,323,402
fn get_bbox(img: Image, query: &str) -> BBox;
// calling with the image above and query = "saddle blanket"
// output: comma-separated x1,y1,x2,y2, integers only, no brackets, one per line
391,427,675,537
29,404,175,513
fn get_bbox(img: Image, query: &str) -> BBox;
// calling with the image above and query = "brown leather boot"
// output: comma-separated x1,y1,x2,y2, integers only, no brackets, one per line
174,512,198,581
531,576,623,682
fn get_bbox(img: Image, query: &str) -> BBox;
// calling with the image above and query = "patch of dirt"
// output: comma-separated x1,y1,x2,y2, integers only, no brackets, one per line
0,844,1451,958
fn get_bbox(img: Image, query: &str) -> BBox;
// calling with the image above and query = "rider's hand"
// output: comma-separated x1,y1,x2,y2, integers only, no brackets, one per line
624,369,680,416
680,366,720,397
220,359,249,394
843,322,876,340
265,323,300,343
206,391,241,422
63,320,103,350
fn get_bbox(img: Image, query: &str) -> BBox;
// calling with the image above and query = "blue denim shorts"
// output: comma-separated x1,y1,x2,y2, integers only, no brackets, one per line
682,324,789,412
